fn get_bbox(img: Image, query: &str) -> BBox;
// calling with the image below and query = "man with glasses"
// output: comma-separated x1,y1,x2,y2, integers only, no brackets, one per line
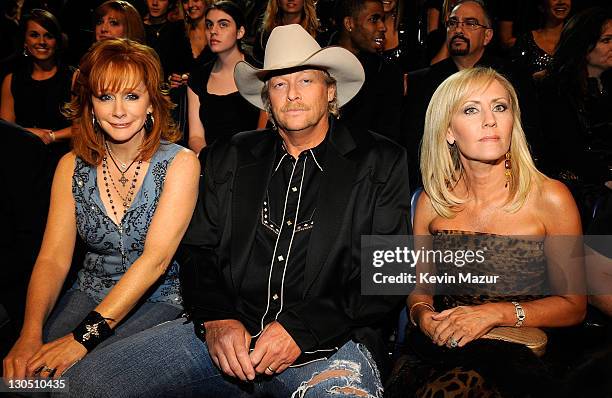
402,0,541,189
445,1,493,67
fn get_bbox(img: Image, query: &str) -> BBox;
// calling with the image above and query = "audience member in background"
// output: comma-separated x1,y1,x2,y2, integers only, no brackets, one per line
94,0,146,44
387,67,585,398
511,0,572,77
145,0,193,84
405,0,493,188
144,0,194,136
181,0,215,65
497,0,532,50
425,0,458,64
253,0,319,63
2,38,199,380
187,1,261,154
331,0,403,143
381,0,406,73
0,9,72,169
537,7,612,228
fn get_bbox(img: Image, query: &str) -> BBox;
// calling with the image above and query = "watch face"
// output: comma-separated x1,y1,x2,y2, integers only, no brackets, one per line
512,301,525,325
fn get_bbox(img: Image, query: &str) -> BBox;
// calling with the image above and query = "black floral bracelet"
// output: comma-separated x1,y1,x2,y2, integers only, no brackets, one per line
72,311,115,352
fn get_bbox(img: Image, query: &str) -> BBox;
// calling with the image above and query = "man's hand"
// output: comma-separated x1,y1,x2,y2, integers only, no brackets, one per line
204,319,255,381
249,321,301,375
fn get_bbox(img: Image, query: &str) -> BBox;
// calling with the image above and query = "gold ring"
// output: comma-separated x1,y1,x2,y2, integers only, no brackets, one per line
266,366,275,373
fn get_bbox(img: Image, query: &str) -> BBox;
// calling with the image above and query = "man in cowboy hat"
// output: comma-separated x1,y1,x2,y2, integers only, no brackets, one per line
57,24,410,397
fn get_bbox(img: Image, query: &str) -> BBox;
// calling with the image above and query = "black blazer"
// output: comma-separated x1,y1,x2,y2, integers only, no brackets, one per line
179,120,411,366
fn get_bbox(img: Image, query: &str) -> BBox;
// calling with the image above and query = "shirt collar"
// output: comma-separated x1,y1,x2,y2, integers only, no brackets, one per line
274,132,328,173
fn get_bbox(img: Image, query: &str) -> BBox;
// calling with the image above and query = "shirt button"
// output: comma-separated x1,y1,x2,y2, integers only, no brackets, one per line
291,187,298,192
287,220,293,226
273,293,279,300
278,255,284,262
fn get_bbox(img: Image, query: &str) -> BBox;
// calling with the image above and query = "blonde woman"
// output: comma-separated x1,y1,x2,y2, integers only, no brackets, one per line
253,0,319,63
386,67,585,397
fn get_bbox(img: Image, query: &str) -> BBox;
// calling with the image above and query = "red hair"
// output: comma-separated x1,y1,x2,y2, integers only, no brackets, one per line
65,39,179,165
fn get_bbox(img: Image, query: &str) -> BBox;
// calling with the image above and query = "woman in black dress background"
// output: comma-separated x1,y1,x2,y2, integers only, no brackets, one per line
0,9,72,168
511,0,572,76
186,1,260,155
536,7,612,228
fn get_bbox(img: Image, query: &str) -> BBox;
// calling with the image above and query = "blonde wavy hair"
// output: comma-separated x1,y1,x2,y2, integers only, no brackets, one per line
261,0,319,37
420,67,545,218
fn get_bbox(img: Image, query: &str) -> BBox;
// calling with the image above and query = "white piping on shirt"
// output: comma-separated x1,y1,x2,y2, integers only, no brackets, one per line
275,155,307,320
309,148,324,172
254,156,298,337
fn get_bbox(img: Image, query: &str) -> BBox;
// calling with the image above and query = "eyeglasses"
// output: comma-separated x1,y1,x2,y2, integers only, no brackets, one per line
446,18,489,30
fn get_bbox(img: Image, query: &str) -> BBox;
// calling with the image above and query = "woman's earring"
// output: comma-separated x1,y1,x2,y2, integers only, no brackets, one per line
23,46,29,57
92,112,101,133
144,112,154,133
504,151,512,188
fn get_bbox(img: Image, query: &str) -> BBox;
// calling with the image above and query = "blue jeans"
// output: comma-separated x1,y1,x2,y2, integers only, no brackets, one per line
58,319,384,397
44,289,182,350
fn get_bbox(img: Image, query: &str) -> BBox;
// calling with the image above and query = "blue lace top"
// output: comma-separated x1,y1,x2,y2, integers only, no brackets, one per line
71,142,183,308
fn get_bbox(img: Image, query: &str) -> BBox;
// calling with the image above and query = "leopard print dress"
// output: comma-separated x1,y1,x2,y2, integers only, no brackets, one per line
386,231,557,398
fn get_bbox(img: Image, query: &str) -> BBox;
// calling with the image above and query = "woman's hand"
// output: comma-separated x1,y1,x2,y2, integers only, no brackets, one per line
3,335,43,378
430,304,503,348
26,128,54,145
26,334,87,379
417,309,442,340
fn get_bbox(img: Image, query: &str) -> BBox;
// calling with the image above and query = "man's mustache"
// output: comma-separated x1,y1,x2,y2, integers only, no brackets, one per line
282,103,310,112
450,34,469,44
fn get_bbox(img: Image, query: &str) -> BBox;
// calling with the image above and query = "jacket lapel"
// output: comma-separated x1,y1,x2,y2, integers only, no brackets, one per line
303,121,358,294
231,132,277,287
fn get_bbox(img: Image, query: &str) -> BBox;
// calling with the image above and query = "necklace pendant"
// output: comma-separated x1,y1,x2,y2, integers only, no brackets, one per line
120,163,127,170
118,174,129,186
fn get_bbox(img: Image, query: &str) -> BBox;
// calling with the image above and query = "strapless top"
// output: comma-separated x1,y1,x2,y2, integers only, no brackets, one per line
431,230,547,310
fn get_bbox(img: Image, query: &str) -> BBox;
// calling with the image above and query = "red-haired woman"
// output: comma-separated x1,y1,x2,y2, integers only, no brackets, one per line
2,39,199,379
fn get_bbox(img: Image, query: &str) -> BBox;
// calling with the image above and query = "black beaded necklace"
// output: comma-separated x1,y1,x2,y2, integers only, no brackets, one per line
105,142,138,187
102,152,142,224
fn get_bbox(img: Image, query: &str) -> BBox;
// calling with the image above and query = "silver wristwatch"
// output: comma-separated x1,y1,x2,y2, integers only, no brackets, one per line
512,301,525,327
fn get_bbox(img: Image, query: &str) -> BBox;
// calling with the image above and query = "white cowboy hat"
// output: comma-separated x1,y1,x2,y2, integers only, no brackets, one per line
234,24,365,110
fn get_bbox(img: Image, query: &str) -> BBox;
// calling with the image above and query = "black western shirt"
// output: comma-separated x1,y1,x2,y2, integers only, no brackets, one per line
240,138,326,347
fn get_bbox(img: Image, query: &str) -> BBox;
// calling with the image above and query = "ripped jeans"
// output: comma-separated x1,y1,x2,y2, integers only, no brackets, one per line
58,318,383,398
